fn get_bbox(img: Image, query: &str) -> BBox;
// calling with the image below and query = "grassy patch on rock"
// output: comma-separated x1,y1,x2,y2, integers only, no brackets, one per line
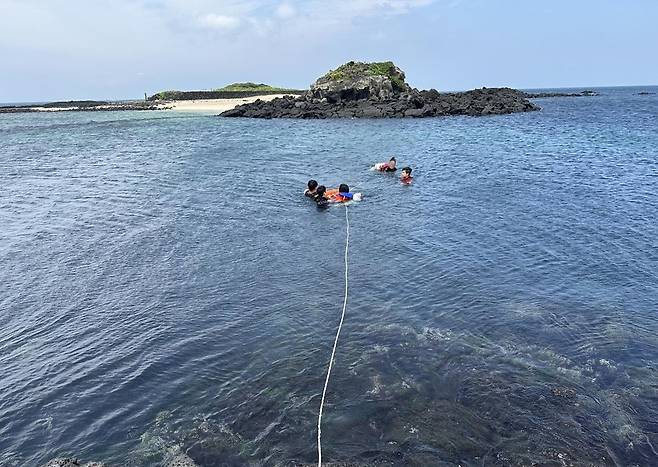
214,82,298,92
153,90,180,100
323,61,407,91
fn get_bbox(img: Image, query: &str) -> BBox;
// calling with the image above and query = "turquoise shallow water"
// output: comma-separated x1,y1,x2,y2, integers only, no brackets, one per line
1,87,657,466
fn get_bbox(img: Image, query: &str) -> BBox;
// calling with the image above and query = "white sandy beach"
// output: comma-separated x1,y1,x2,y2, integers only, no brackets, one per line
158,94,293,113
6,94,294,114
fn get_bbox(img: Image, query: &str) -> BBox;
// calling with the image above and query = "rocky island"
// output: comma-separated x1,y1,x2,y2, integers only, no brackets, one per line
0,84,303,114
147,82,304,101
523,90,599,98
221,61,540,119
0,100,163,114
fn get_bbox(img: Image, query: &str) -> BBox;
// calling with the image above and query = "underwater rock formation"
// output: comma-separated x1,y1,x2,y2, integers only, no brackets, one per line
41,458,107,467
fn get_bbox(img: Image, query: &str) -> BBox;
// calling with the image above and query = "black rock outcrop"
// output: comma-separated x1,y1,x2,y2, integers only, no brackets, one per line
0,101,163,114
147,90,303,101
524,90,599,98
221,87,539,119
221,61,539,119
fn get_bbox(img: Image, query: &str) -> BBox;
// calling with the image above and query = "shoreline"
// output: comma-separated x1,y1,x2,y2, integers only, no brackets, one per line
157,94,293,113
0,94,295,115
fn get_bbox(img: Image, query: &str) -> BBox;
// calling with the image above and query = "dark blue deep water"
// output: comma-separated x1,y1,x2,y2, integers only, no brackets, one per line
1,87,657,466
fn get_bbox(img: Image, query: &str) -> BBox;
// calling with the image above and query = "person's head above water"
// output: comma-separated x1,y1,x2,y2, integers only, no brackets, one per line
314,185,329,207
400,167,413,184
338,183,350,194
388,157,397,170
307,179,318,191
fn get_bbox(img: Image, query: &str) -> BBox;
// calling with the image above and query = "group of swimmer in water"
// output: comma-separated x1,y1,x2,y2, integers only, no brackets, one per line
304,157,413,208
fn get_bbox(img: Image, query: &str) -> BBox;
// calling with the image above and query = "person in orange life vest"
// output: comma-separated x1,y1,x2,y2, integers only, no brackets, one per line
329,184,362,202
335,184,353,202
400,167,413,184
373,157,397,172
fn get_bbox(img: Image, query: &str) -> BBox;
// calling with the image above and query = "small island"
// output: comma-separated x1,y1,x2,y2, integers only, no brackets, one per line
3,61,609,117
524,90,599,98
148,83,304,101
0,83,303,114
0,100,163,113
221,61,540,118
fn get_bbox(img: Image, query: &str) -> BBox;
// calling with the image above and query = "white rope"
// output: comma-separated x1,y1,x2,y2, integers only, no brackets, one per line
317,205,350,466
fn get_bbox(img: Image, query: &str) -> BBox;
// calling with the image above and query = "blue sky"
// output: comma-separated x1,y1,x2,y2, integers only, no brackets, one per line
1,0,657,101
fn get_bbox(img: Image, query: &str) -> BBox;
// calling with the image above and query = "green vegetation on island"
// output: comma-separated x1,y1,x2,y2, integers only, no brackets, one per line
321,61,408,92
214,82,300,93
152,90,180,100
149,83,304,101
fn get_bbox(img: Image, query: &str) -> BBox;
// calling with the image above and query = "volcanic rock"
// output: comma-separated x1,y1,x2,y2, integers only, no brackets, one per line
221,61,539,119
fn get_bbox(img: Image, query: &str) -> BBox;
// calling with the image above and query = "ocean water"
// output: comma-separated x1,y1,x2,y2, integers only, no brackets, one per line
1,87,657,467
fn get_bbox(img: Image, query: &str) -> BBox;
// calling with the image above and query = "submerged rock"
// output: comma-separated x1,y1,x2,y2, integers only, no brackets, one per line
524,90,600,98
42,458,107,467
165,453,199,467
41,453,199,467
221,61,539,119
550,387,577,399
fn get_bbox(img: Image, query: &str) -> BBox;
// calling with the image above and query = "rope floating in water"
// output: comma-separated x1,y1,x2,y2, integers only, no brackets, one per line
317,205,350,467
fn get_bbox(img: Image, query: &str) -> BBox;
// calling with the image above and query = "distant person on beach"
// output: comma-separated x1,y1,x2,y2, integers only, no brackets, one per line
400,167,413,184
305,179,318,197
373,157,397,172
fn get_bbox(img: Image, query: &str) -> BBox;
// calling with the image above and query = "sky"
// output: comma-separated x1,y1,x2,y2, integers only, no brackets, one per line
1,0,657,102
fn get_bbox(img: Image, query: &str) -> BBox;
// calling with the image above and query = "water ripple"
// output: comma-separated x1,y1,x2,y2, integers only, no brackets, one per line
1,88,658,466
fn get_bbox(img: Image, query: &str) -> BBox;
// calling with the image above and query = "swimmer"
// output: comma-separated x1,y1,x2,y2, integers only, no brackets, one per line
373,157,397,172
304,179,318,198
314,185,330,208
400,167,413,184
330,184,362,202
337,183,353,201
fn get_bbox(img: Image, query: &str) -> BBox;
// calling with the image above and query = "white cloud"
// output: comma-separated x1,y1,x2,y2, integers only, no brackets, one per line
276,2,297,19
187,0,437,32
311,0,436,21
144,0,437,35
198,13,241,30
0,0,442,99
